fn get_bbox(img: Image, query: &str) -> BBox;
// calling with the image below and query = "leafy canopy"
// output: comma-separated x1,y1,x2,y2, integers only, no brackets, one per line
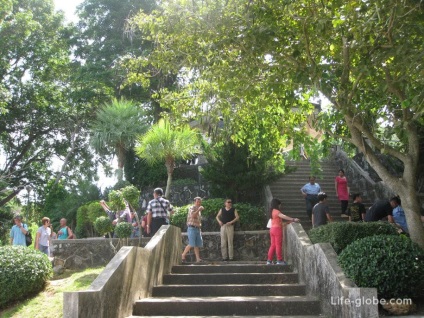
135,119,200,167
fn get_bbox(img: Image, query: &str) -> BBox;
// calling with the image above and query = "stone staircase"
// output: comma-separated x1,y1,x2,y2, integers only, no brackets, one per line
129,262,322,317
270,160,370,231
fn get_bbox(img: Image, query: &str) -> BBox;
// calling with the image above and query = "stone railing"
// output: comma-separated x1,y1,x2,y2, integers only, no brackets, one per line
63,225,181,318
182,230,270,262
53,237,150,269
333,150,395,202
284,223,378,317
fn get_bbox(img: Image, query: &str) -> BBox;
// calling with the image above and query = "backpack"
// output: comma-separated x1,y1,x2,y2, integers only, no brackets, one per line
25,227,32,246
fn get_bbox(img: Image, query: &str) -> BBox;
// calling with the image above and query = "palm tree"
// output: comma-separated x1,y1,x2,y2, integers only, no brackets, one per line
90,98,148,181
135,119,200,198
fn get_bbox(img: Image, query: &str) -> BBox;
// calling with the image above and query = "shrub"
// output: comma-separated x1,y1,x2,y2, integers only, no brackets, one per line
114,222,133,238
338,235,424,299
94,216,113,237
235,202,267,231
86,201,105,224
0,209,14,246
172,178,198,187
0,245,52,308
108,185,140,212
75,204,90,238
309,222,398,254
171,198,266,231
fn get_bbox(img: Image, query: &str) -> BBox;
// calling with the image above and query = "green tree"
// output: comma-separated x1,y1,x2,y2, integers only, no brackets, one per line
124,149,168,189
0,0,100,207
90,98,149,181
202,141,281,202
135,120,200,198
129,0,424,247
75,0,177,121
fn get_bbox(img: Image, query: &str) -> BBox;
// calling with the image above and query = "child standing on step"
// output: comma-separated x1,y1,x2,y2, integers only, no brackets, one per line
267,198,299,265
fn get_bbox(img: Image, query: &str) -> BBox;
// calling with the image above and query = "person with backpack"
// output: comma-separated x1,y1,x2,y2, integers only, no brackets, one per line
10,215,28,246
57,218,74,239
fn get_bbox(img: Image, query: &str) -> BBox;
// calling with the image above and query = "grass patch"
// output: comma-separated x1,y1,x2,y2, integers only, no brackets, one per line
0,267,104,318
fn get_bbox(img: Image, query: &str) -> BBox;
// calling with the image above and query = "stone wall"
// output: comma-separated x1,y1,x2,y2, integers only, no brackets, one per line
333,150,395,202
53,237,150,269
55,231,271,269
63,225,182,318
284,223,378,318
182,230,270,262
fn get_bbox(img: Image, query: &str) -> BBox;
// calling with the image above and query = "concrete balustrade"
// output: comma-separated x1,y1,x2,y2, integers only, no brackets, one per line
285,222,379,318
63,225,181,318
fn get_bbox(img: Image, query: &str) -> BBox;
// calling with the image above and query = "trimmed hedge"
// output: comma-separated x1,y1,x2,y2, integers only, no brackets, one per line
171,198,266,232
94,216,113,237
0,246,52,307
309,221,398,254
114,222,133,238
339,235,424,299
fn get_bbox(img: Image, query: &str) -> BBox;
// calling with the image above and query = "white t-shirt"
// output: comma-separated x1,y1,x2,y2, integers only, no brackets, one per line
37,226,51,246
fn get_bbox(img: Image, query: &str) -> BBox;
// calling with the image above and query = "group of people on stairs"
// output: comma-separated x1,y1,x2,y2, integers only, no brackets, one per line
300,169,410,234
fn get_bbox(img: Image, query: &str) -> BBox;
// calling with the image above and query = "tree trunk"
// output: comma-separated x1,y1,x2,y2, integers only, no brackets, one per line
116,144,126,182
397,187,424,248
345,117,424,248
164,158,174,199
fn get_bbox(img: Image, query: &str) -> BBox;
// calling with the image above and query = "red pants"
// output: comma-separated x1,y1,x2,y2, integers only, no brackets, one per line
267,227,283,261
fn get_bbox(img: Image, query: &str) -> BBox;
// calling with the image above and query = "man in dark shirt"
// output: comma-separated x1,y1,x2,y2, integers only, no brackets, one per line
312,192,333,228
216,199,239,261
146,188,174,237
364,199,394,223
347,193,366,222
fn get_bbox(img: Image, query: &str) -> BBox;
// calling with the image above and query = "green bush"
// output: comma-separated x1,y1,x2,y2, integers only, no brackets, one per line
171,198,265,231
0,209,14,246
114,222,133,238
338,235,424,299
75,204,90,238
108,185,140,212
94,216,113,237
0,245,52,308
309,222,398,254
86,201,105,224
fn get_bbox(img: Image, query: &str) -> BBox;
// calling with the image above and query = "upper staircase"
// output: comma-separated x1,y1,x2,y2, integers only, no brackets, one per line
270,160,371,231
129,262,322,317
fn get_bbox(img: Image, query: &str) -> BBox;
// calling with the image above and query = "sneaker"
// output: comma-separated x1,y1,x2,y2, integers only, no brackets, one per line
266,260,273,265
276,261,287,265
222,258,229,262
341,214,349,218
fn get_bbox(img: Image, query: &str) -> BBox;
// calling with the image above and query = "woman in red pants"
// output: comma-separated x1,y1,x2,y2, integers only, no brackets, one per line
267,198,300,265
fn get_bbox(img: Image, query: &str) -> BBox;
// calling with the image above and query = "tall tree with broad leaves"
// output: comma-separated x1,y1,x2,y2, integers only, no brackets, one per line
129,0,424,247
75,0,176,121
135,120,200,199
0,0,98,208
90,98,149,181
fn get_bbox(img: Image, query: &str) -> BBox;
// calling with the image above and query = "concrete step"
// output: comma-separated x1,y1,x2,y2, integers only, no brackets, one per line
171,264,293,273
152,283,306,297
163,272,299,285
133,296,321,316
129,315,323,318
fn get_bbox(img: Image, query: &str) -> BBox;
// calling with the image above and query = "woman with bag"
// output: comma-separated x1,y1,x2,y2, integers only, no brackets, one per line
267,198,299,265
